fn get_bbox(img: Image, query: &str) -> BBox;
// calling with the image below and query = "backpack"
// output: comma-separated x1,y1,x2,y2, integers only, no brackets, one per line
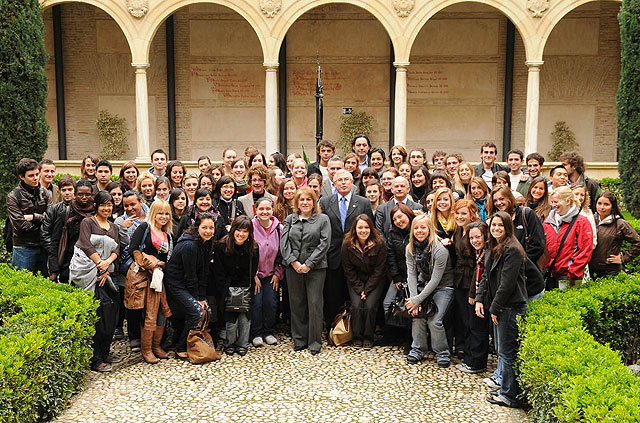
3,188,22,253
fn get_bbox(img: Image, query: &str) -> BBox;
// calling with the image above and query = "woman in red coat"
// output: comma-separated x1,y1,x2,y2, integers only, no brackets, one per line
543,186,593,290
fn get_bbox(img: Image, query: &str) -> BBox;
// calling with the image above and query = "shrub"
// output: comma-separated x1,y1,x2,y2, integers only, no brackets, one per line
338,111,374,156
0,1,50,217
617,0,640,218
519,274,640,422
97,110,129,161
0,265,98,422
548,121,579,161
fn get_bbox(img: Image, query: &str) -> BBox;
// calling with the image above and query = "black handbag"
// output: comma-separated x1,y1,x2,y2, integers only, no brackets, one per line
224,253,252,313
389,283,437,319
544,214,579,291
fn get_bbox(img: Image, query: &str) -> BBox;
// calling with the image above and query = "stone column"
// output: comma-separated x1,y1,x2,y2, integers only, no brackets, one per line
524,61,544,155
264,62,279,154
133,62,151,161
394,62,410,148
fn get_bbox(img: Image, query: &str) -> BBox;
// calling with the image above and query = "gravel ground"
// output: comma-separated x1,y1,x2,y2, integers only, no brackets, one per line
55,329,529,423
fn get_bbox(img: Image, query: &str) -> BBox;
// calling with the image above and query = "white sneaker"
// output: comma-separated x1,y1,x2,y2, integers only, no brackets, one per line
252,337,265,347
483,377,501,390
264,335,277,345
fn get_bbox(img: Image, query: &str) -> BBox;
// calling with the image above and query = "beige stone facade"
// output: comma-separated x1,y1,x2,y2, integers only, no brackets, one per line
40,0,621,163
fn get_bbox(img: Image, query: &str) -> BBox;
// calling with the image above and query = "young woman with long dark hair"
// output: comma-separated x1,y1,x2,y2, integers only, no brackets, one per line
525,176,551,221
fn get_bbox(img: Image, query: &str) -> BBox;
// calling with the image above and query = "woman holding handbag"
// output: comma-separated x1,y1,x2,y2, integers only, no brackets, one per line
279,187,331,355
475,212,528,408
126,200,174,364
213,215,259,356
164,212,220,361
405,214,454,368
341,214,387,349
251,198,284,347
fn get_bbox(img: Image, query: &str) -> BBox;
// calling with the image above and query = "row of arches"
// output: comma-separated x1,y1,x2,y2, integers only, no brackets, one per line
41,0,620,66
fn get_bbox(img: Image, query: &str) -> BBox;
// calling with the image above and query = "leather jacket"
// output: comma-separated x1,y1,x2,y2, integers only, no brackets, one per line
6,182,50,248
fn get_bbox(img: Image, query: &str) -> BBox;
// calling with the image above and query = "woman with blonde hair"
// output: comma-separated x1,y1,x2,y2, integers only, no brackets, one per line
571,183,597,249
405,214,454,367
543,186,594,290
126,200,174,364
454,162,475,196
291,158,308,188
430,188,457,246
136,172,156,207
468,177,490,221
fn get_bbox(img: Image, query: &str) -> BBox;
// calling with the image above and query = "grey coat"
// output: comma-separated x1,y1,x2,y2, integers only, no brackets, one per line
280,213,331,270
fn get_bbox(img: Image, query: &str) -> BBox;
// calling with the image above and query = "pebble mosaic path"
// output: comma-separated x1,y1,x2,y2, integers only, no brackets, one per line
55,331,529,423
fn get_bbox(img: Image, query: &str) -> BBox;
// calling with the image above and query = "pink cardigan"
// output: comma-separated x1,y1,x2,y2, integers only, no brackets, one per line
252,216,285,280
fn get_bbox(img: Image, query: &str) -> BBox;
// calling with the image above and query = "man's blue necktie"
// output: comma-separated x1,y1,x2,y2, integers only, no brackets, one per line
340,196,348,231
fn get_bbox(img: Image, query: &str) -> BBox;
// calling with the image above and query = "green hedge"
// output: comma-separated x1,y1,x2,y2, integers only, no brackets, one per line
519,273,640,422
0,265,98,422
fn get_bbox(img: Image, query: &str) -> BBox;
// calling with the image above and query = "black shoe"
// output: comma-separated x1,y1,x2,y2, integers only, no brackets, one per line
352,339,363,347
407,355,420,364
310,349,320,355
113,327,125,340
224,347,235,356
175,353,190,361
437,361,451,369
363,340,374,349
236,348,248,357
294,344,308,352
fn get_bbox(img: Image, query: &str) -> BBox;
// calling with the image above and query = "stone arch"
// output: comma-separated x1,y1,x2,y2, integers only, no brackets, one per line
269,0,403,62
403,0,536,62
141,0,269,65
41,0,136,60
538,0,621,57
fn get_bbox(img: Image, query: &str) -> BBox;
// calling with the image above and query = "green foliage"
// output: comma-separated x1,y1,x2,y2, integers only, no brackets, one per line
0,0,50,216
301,145,310,164
338,111,374,156
0,265,98,422
96,110,129,160
622,212,640,274
519,274,640,422
600,177,623,205
0,221,13,265
52,173,81,184
617,0,640,218
548,121,579,161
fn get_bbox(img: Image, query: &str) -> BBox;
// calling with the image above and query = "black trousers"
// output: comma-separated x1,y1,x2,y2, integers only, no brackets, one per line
347,282,385,342
323,267,348,330
126,308,143,341
445,287,471,353
465,301,490,370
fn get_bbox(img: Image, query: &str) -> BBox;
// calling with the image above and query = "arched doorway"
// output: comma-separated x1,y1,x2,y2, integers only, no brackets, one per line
406,2,527,163
540,1,621,162
282,3,393,156
42,2,138,159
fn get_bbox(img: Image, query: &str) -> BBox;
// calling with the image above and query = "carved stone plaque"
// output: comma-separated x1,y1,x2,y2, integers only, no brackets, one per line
260,0,281,18
392,0,414,17
527,0,549,18
127,0,149,19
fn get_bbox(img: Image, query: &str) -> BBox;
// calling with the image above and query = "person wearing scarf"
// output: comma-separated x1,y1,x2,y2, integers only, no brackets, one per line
475,197,488,222
42,180,96,284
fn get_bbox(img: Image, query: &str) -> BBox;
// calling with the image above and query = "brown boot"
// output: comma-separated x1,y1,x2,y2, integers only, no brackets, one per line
152,326,169,359
141,328,159,364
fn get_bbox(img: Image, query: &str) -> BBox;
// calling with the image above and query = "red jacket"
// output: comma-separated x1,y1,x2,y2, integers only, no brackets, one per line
543,207,593,280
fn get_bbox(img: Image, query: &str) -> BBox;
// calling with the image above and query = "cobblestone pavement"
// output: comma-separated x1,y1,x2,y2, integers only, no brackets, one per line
55,330,528,423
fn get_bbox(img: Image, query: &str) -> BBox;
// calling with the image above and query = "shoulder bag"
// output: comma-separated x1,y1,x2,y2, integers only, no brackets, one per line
187,309,222,364
328,302,352,346
389,283,437,319
224,252,252,313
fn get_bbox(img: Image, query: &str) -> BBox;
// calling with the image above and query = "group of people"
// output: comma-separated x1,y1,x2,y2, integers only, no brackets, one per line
7,136,640,408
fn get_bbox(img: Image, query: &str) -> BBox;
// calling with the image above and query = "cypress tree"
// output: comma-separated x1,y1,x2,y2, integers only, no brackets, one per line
0,0,49,214
617,0,640,217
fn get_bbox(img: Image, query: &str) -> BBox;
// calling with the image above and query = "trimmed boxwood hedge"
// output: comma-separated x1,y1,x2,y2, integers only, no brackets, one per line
519,273,640,422
0,264,98,422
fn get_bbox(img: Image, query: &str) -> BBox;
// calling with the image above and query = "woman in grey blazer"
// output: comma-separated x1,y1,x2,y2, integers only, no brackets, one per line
280,187,331,354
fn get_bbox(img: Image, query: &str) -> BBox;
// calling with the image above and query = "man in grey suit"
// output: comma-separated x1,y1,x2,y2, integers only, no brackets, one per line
319,169,373,331
238,165,276,218
320,157,357,198
375,176,423,240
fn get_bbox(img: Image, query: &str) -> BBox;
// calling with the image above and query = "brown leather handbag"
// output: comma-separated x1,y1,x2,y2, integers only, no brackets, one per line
187,310,222,364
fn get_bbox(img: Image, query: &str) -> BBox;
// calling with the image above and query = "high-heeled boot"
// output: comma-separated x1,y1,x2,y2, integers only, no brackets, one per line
141,328,159,364
152,326,169,359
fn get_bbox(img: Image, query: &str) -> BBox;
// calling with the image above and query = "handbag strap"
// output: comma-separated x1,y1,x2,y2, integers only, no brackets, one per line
196,308,209,331
548,214,579,271
520,206,530,250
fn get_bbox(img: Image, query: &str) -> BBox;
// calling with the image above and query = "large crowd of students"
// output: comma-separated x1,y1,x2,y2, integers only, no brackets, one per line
7,137,640,408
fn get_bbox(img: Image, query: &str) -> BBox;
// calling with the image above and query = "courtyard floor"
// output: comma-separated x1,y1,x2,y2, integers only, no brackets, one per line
54,331,529,423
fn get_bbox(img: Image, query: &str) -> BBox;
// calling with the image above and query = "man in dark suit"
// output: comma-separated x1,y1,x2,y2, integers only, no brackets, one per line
319,169,373,331
375,176,422,240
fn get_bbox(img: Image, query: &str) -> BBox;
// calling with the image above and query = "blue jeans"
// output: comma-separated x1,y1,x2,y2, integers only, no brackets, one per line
493,304,527,403
409,287,454,363
225,312,251,350
251,276,278,338
12,246,48,276
166,286,204,353
383,282,399,312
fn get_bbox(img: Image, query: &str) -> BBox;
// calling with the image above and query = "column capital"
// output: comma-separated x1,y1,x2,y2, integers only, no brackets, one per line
393,61,410,70
263,62,279,70
525,60,544,70
132,62,150,71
